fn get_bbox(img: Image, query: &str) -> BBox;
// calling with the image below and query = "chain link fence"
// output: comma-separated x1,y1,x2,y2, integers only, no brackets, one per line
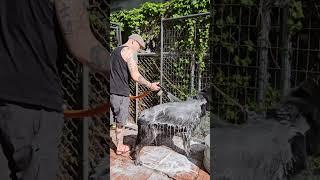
134,53,161,122
87,1,110,177
59,54,83,180
119,53,161,124
210,0,320,123
58,0,111,179
160,13,212,103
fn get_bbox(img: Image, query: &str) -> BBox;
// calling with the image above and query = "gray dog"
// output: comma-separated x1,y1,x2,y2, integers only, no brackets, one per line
131,88,212,165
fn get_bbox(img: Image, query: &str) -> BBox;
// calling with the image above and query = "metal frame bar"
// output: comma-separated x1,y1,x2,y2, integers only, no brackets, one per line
162,12,210,21
160,17,164,104
82,66,89,180
110,22,122,46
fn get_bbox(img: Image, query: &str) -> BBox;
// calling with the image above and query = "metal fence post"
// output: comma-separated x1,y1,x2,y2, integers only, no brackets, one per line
257,1,272,111
280,5,291,96
82,2,90,179
190,53,196,94
135,58,139,123
160,17,164,104
190,22,196,94
82,66,89,180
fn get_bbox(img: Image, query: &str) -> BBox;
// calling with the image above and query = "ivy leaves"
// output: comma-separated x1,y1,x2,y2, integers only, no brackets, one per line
288,0,304,35
110,0,209,101
111,0,209,47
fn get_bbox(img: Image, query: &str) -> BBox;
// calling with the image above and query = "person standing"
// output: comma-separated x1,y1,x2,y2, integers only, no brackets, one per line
110,34,160,154
0,0,109,179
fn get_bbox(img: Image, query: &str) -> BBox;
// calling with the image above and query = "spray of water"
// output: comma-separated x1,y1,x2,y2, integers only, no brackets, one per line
157,85,181,102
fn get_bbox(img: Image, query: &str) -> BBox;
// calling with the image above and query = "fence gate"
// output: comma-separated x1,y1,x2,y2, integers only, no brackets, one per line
160,12,212,103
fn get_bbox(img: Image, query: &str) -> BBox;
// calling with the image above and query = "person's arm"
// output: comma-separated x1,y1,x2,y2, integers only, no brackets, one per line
54,0,109,76
121,47,159,91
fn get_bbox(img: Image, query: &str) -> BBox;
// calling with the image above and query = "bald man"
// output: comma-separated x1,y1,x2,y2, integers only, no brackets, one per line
110,34,160,155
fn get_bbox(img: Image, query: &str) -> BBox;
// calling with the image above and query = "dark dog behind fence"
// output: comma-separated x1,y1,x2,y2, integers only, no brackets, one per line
213,78,320,179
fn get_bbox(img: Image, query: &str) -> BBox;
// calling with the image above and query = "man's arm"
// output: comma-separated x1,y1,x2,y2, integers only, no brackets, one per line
121,47,153,88
54,0,110,76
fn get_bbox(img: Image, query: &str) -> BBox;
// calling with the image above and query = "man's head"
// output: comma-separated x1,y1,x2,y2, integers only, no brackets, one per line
127,34,146,52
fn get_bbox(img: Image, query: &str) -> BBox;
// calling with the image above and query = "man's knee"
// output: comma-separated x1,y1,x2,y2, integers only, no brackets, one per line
12,145,33,172
1,141,34,180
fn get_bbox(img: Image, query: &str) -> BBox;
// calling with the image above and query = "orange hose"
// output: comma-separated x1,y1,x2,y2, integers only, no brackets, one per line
63,91,151,119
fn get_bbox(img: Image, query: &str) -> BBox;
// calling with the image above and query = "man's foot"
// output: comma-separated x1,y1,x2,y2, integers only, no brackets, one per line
111,124,116,130
116,144,130,155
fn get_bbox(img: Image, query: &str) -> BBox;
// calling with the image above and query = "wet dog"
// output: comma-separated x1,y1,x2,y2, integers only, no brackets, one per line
131,88,211,166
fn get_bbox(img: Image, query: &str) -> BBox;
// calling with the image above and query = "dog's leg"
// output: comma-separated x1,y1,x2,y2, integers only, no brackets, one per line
133,124,157,166
182,132,191,157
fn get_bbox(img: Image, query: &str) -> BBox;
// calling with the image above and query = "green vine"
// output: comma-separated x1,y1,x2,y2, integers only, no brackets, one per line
110,0,305,121
210,0,305,123
288,0,304,35
111,0,209,100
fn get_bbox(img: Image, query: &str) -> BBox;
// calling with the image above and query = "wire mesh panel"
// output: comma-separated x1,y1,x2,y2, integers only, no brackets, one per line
127,53,161,124
87,71,109,175
136,53,161,122
161,13,211,103
110,22,122,49
59,55,83,180
210,0,320,123
211,3,260,123
87,0,110,175
290,1,320,86
58,1,111,179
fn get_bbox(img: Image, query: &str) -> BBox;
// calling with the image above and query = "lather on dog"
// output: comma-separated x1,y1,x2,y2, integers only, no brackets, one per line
131,87,212,166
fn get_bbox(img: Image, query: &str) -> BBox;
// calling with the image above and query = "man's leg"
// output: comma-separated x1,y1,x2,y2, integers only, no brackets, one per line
0,103,40,180
0,103,63,180
110,95,130,154
29,109,63,180
0,147,10,180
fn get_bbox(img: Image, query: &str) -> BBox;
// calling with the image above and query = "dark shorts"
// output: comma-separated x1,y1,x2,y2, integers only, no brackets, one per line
0,102,64,180
110,94,130,127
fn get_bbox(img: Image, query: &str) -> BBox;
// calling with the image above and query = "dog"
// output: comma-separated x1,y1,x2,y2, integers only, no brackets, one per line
131,87,212,166
213,77,320,179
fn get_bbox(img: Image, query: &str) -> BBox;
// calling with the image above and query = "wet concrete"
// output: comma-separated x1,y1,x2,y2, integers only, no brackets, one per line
110,123,210,180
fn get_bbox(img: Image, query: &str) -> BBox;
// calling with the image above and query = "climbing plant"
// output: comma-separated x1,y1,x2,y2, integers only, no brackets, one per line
110,0,305,122
210,0,304,123
111,0,210,100
288,0,304,36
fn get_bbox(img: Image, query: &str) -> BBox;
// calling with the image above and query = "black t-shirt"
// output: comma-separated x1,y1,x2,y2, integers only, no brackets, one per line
0,0,64,111
110,46,130,96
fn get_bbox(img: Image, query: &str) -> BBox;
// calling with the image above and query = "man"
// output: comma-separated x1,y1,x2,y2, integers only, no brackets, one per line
0,0,109,179
110,34,160,155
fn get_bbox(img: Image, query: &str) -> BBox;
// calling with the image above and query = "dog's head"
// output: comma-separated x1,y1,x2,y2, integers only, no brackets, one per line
198,86,214,111
283,78,320,155
187,86,214,115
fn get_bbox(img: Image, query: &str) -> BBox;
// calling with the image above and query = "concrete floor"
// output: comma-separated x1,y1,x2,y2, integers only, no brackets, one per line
109,123,210,180
0,122,210,180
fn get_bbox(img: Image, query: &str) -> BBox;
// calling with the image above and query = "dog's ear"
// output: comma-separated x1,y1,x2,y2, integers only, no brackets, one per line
197,86,213,104
200,100,207,116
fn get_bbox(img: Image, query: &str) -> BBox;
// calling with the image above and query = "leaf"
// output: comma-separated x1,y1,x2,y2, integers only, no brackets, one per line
233,56,240,65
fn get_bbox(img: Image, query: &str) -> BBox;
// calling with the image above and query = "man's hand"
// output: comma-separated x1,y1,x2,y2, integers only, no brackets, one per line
149,82,160,91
